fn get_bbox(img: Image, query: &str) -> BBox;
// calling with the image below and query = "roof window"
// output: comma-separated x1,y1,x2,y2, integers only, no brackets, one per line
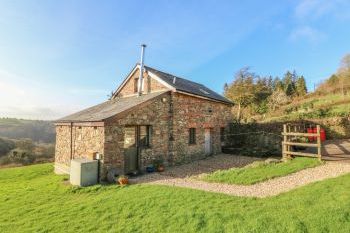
199,88,210,95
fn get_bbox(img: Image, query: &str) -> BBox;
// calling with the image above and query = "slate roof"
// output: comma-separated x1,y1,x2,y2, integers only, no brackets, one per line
144,66,232,104
56,91,168,122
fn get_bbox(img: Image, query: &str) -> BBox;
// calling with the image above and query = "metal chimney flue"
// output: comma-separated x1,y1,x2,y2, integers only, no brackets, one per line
138,44,146,96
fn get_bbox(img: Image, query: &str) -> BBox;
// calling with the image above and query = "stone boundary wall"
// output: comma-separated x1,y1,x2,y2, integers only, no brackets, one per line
224,117,350,157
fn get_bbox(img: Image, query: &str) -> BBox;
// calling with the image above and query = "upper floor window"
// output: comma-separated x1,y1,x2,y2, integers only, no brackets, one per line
134,78,139,93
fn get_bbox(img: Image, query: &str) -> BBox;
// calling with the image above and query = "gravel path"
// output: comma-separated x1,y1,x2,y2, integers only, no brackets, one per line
131,156,350,198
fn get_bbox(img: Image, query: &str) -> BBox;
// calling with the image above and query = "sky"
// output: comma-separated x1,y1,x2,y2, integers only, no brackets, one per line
0,0,350,120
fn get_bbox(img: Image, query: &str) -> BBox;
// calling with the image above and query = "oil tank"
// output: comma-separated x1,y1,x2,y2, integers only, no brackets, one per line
70,158,98,187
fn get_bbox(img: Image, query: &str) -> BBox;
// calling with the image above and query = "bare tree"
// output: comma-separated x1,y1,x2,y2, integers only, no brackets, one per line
224,67,256,121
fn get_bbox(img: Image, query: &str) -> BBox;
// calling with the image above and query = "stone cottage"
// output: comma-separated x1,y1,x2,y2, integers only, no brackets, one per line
55,63,233,179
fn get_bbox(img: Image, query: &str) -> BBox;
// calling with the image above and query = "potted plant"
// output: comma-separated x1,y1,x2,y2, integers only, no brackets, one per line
146,164,155,173
157,164,165,172
117,175,128,186
153,159,165,172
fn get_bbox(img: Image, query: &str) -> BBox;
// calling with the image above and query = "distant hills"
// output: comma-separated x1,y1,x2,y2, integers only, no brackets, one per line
0,118,55,143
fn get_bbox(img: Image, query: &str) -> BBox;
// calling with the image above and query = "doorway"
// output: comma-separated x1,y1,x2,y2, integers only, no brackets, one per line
123,125,151,174
124,126,138,174
204,128,212,156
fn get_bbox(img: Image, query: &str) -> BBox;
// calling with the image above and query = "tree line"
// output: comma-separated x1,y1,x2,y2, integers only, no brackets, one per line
316,54,350,96
224,67,307,121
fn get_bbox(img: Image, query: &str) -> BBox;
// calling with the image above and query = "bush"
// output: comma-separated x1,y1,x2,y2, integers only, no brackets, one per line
0,156,12,165
8,149,35,165
0,137,15,156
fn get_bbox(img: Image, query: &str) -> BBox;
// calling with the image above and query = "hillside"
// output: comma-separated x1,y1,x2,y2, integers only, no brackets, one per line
262,93,350,122
0,118,55,143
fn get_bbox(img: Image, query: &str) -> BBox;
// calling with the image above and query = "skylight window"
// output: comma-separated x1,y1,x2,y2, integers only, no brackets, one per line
199,88,210,95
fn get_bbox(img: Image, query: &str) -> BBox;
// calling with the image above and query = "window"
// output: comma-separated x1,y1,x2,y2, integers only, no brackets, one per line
134,78,139,93
189,128,196,144
220,127,225,142
139,125,151,147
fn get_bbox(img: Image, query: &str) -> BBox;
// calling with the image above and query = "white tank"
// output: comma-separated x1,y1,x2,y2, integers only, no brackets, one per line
70,158,98,187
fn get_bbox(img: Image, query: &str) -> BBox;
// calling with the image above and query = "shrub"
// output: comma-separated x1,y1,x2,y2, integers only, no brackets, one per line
0,138,15,156
8,149,35,165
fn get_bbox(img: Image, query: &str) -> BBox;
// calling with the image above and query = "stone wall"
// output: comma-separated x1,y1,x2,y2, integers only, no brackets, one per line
103,92,171,175
257,117,350,140
55,125,72,166
171,92,232,164
117,70,168,97
54,124,104,174
71,126,104,159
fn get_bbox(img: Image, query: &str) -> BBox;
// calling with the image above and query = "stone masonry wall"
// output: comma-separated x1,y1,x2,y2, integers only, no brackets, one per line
117,70,168,97
55,125,72,166
171,92,232,164
55,125,104,173
71,126,104,159
103,92,171,175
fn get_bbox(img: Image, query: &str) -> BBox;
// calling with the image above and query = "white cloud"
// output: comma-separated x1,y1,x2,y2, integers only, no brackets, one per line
295,0,350,20
289,26,326,43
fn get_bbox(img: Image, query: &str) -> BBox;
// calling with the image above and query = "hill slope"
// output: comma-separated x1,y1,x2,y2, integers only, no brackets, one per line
262,93,350,122
0,118,55,143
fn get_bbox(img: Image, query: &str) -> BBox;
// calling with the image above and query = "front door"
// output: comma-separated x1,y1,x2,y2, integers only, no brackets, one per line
124,126,138,174
204,128,212,156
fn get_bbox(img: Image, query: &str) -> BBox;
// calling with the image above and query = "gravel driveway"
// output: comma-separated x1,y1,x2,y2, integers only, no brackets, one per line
130,154,350,198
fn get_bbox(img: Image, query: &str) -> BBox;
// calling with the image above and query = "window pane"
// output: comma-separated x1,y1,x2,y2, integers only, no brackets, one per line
134,78,139,93
124,127,136,148
139,126,150,147
189,128,196,144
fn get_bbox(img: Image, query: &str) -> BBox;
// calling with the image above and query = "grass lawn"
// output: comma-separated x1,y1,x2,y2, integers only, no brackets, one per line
201,157,322,185
1,163,350,232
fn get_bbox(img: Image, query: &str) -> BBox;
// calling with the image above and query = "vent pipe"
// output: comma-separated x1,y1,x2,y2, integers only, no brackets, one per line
138,44,146,96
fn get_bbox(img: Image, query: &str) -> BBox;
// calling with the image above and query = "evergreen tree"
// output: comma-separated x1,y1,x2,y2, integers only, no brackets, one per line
273,77,284,91
283,71,296,96
296,76,307,96
285,82,294,96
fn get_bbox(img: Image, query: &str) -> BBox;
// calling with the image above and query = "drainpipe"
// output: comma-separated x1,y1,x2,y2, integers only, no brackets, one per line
70,122,73,160
137,44,146,96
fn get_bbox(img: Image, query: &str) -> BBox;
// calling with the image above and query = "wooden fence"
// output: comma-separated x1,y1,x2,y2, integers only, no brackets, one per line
282,124,322,161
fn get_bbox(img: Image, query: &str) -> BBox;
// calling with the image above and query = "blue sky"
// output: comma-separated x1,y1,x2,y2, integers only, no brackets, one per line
0,0,350,120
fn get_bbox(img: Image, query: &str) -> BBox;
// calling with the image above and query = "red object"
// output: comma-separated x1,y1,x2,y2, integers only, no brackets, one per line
312,128,318,142
307,128,314,142
320,128,326,141
308,127,326,142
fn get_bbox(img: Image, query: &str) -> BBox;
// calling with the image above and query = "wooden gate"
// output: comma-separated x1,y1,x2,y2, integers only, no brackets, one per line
282,124,322,161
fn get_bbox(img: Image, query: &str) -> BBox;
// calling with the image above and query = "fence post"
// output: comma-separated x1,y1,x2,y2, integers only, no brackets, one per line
282,124,287,159
317,125,322,161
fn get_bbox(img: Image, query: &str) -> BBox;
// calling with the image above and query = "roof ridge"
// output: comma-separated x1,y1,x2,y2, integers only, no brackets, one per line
144,65,205,87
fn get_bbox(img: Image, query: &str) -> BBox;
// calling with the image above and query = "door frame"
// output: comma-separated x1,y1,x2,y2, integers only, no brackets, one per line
204,128,213,156
123,125,149,174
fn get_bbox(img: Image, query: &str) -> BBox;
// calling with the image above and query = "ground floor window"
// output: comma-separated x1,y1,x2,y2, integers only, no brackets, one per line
189,128,196,144
139,125,151,147
220,127,225,142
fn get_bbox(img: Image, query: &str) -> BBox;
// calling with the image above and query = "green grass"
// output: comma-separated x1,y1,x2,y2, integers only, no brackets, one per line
265,93,350,121
2,163,350,232
202,157,322,185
